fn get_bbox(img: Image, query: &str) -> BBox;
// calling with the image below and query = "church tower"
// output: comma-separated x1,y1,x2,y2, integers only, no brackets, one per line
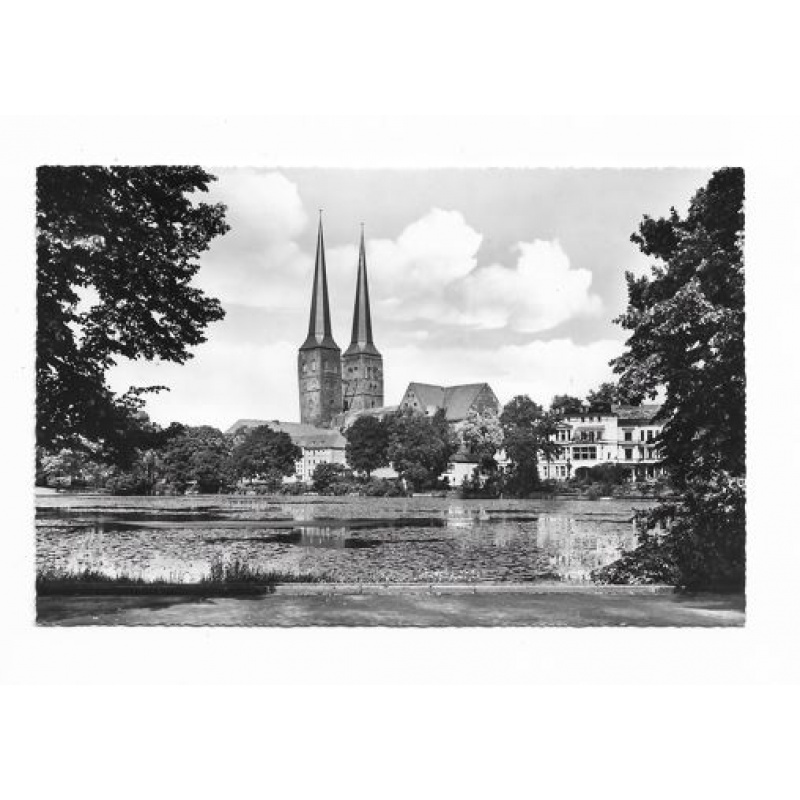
298,214,342,426
342,225,384,412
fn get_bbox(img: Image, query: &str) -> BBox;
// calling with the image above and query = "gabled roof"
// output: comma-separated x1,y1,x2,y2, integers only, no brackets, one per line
443,384,495,421
612,404,663,423
405,382,446,409
403,382,497,421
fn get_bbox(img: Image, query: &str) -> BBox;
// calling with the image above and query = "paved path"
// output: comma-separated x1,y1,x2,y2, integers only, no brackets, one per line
37,592,745,627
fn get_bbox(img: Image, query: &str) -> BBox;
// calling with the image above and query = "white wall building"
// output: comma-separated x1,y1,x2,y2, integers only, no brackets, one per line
538,405,666,482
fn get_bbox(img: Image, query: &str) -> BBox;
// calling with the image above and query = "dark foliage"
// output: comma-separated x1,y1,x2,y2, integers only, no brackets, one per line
345,415,390,477
228,426,301,486
385,409,458,490
500,395,559,497
311,462,353,494
608,167,746,591
36,166,229,460
549,394,584,418
159,425,233,494
585,380,639,412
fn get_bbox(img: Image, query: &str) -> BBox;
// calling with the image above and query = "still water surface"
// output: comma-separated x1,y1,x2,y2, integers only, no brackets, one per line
36,494,654,584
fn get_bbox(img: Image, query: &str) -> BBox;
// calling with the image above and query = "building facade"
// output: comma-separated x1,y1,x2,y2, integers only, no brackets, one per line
538,404,666,482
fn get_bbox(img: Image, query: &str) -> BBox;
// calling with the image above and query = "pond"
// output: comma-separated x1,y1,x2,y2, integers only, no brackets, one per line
35,494,655,584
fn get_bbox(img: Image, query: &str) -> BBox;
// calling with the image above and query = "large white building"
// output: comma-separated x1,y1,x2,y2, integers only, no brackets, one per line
539,404,666,482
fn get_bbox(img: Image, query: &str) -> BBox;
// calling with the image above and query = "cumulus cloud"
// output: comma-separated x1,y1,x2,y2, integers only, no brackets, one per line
192,169,312,312
450,240,603,333
329,209,602,334
327,208,482,329
193,174,601,339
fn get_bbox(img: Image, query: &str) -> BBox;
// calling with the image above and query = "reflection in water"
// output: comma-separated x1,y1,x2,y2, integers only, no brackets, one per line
536,515,638,582
299,526,348,549
36,497,650,584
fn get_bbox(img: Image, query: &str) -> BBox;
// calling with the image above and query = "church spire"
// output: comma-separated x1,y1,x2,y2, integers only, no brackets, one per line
345,224,379,356
301,211,338,350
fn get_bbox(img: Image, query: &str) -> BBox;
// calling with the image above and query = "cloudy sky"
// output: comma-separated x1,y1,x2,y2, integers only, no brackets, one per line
107,168,712,430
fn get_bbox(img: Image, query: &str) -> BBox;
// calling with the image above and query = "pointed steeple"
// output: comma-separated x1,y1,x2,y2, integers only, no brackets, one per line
301,212,338,350
344,224,379,357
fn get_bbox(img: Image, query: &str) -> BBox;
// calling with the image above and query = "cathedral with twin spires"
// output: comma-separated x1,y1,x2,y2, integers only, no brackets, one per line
298,216,384,427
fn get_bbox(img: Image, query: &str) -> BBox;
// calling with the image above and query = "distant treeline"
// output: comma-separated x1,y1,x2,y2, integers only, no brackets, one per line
36,385,639,498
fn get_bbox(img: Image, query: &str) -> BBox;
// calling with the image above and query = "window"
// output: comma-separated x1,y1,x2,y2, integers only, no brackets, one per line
573,446,597,460
647,430,654,442
624,430,632,442
624,448,633,461
640,430,645,441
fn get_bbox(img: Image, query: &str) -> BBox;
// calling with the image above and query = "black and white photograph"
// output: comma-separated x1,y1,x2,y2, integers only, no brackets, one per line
5,5,800,798
33,165,746,627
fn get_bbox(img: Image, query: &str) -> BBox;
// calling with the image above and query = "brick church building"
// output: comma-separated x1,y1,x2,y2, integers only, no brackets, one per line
297,216,384,427
229,214,501,483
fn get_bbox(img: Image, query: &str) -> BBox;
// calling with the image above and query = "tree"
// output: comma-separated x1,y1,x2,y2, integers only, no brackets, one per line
459,409,504,472
228,426,301,486
311,462,352,494
549,394,584,418
36,166,229,458
345,416,390,477
585,381,617,411
160,426,233,494
36,447,111,488
609,167,745,591
386,409,458,490
585,380,638,411
500,396,559,496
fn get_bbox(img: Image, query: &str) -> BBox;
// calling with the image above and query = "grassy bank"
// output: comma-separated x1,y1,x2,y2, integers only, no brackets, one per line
37,559,326,597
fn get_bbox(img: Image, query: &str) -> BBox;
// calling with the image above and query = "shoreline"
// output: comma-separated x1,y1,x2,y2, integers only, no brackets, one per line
36,581,681,598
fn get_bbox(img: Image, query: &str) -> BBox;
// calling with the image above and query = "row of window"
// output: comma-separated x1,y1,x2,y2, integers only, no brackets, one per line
548,445,662,463
572,446,597,460
623,429,657,442
555,428,660,443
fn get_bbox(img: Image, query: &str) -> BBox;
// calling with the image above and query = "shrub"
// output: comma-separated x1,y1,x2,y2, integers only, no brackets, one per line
311,463,353,493
586,463,629,485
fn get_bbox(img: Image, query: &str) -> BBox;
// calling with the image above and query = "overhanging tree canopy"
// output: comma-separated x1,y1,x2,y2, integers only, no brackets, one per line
607,167,745,591
36,166,229,457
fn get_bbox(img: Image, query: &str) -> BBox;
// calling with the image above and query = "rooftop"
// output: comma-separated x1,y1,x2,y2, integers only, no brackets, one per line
611,404,663,422
403,382,498,421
